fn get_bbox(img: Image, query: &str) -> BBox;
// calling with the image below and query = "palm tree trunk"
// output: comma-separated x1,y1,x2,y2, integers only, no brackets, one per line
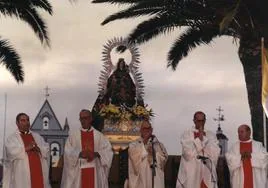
238,37,265,144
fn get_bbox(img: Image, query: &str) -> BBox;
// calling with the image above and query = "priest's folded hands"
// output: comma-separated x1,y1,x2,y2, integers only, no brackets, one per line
79,150,100,162
25,141,41,153
241,151,251,160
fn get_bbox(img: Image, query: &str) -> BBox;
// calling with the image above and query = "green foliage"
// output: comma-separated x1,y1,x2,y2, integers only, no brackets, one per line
92,0,266,69
92,0,268,143
219,0,241,33
0,0,53,83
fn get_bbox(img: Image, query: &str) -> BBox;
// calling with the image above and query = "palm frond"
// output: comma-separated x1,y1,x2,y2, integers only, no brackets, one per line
19,7,50,47
30,0,53,15
167,25,219,70
0,4,20,17
0,2,50,47
92,0,144,5
0,0,52,15
219,0,241,33
127,15,193,44
0,38,24,83
101,0,176,25
102,7,163,25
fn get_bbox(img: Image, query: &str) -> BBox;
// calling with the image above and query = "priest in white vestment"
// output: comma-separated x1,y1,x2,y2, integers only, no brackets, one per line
176,111,220,188
226,124,268,188
3,113,51,188
61,109,113,188
125,120,168,188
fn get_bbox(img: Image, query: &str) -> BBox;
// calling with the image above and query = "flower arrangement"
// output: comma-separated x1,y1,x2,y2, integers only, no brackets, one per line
98,103,153,122
131,105,154,121
99,103,121,122
120,111,132,121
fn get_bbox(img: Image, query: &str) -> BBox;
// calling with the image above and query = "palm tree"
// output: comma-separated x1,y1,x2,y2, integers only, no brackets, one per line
0,0,53,83
92,0,268,143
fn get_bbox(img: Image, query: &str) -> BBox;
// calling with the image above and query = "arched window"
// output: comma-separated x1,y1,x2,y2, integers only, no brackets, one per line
43,116,49,130
50,142,60,167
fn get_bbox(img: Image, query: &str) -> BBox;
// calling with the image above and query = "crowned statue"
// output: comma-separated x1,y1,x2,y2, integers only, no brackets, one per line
103,58,137,108
91,38,152,152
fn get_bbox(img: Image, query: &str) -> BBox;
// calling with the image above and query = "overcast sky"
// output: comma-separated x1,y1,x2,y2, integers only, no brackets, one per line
0,0,251,155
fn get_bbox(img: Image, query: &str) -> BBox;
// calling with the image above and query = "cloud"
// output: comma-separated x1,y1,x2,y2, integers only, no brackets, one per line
0,0,251,155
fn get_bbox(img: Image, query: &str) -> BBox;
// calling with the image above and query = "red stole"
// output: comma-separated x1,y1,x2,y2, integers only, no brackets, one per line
240,142,253,188
193,132,208,188
201,180,208,188
20,133,44,188
81,130,95,188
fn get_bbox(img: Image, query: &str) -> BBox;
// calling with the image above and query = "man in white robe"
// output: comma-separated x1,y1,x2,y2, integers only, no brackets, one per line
176,111,220,188
226,124,268,188
125,120,168,188
61,109,113,188
3,113,51,188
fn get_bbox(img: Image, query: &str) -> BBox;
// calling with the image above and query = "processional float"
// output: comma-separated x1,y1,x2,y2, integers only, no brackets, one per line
92,37,153,152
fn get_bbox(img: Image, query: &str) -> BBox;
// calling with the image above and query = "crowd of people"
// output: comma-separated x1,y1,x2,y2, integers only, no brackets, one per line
2,110,268,188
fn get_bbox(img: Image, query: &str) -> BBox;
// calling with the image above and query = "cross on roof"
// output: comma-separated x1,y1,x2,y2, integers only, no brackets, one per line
44,86,50,99
214,106,225,129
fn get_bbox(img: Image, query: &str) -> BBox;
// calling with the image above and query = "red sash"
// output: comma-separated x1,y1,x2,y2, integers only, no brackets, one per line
240,142,253,188
81,130,95,188
201,180,208,188
20,133,44,188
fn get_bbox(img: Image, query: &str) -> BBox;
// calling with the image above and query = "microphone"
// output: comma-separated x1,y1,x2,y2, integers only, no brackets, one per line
197,155,209,160
197,155,209,164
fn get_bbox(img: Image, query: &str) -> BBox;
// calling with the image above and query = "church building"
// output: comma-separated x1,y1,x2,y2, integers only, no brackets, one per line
30,89,69,167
